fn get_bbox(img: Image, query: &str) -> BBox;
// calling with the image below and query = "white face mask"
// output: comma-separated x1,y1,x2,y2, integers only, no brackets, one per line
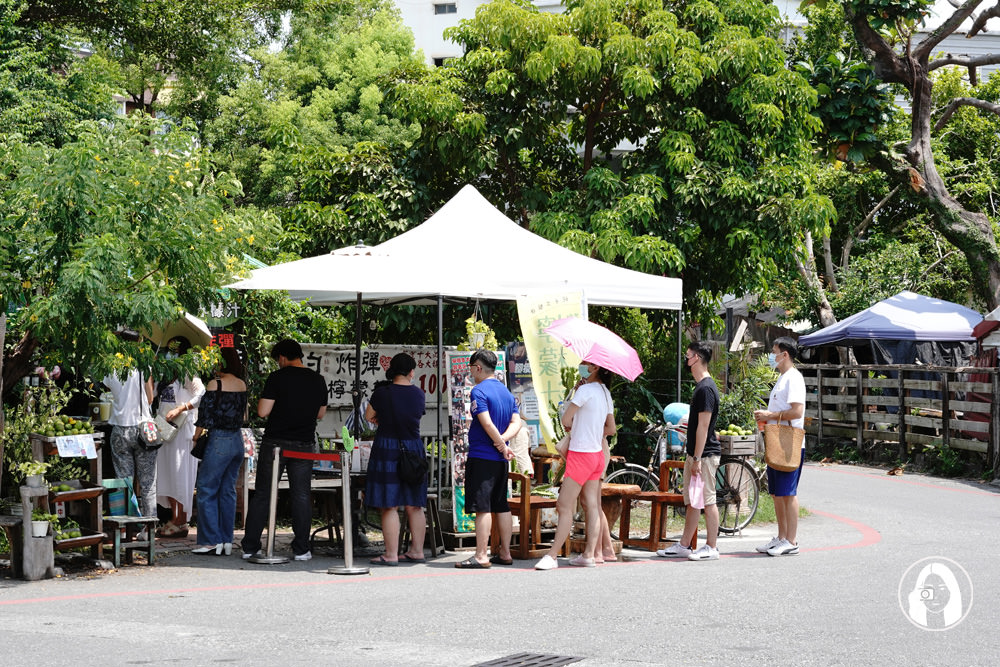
166,352,179,360
578,364,591,379
767,353,777,369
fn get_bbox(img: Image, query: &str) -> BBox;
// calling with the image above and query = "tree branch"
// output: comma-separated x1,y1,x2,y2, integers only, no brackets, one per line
841,184,901,271
929,52,1000,71
919,250,959,280
822,233,838,293
969,3,1000,37
913,0,983,61
844,8,912,85
933,96,1000,132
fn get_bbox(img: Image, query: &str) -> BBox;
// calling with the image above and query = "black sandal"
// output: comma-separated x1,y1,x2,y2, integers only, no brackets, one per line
454,556,490,569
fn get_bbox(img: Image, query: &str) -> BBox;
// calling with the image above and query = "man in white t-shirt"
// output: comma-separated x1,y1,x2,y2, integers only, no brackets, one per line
753,337,806,557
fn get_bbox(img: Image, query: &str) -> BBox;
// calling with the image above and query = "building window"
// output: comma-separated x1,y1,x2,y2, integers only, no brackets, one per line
432,57,453,67
434,3,457,14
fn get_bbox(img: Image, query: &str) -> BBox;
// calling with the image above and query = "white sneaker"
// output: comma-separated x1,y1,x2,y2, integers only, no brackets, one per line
756,536,781,554
767,539,799,556
687,544,719,561
656,543,692,558
293,551,313,561
534,555,558,570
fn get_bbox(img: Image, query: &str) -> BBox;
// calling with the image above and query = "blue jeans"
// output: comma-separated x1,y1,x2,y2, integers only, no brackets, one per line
242,438,314,556
195,429,244,546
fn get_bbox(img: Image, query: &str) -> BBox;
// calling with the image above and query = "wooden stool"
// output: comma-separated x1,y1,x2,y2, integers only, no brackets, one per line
399,492,445,557
619,461,696,552
103,515,158,568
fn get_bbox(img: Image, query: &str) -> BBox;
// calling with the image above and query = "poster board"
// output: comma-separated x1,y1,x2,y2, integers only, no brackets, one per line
446,349,506,533
505,342,540,451
300,344,450,439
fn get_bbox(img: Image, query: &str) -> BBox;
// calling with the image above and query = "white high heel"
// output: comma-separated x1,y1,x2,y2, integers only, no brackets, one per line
192,546,215,555
214,543,224,556
223,543,232,556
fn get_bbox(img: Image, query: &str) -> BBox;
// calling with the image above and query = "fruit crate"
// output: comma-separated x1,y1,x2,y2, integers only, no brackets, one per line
49,479,104,503
719,435,758,456
53,527,105,551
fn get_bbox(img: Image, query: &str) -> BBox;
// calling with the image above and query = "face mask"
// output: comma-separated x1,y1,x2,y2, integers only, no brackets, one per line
165,352,178,360
768,353,777,369
578,364,591,379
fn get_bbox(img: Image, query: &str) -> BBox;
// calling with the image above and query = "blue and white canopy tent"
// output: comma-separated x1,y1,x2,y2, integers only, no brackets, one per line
799,290,983,366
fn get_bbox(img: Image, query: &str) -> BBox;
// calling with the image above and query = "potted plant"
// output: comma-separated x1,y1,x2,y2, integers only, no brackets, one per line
30,508,57,537
16,461,51,488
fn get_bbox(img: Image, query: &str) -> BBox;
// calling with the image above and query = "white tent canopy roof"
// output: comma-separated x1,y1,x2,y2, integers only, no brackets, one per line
798,291,983,346
230,184,682,309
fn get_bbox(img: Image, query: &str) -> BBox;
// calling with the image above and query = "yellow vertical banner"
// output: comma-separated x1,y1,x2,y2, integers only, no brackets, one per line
516,292,584,449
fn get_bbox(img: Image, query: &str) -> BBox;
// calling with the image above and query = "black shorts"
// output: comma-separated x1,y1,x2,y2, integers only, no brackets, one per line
464,457,510,514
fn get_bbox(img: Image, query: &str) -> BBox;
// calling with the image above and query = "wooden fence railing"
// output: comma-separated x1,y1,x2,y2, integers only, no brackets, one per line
799,364,999,474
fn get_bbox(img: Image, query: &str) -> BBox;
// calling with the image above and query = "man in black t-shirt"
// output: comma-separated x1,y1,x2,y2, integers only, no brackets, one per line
657,340,722,561
241,339,328,561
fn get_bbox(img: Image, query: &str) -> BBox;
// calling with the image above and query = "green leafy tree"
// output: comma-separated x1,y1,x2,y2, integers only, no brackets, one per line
0,115,254,395
391,0,834,321
834,0,1000,309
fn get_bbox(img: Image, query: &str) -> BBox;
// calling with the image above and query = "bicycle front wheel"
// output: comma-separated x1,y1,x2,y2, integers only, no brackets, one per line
716,458,760,534
605,464,659,540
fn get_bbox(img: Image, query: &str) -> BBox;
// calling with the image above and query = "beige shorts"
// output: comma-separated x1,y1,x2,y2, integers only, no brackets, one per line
683,455,720,506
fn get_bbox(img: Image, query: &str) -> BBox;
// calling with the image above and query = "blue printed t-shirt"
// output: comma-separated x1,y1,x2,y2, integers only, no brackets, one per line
370,384,425,440
468,378,518,461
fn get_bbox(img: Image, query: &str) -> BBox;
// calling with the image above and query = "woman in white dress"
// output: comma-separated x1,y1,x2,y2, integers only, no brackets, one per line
155,336,206,538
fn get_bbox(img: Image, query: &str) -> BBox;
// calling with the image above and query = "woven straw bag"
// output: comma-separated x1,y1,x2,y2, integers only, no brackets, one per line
763,413,804,472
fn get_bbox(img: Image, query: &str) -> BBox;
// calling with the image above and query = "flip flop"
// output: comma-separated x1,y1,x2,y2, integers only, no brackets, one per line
489,555,513,565
454,556,490,569
369,555,398,566
401,553,426,563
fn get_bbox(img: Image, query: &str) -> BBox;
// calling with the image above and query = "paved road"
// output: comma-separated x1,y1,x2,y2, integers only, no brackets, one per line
1,463,997,666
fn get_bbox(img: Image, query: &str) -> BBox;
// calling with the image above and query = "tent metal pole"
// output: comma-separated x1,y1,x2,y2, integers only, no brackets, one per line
330,291,368,575
437,294,443,493
677,310,683,402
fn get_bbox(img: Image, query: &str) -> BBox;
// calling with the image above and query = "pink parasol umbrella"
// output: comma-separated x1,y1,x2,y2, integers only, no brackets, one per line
543,317,644,381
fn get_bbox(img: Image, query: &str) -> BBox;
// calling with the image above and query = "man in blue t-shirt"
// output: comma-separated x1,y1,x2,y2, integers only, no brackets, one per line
455,349,521,569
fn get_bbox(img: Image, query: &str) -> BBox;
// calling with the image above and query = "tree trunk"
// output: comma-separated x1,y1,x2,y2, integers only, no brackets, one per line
0,313,5,499
906,73,1000,309
846,8,1000,310
2,329,39,401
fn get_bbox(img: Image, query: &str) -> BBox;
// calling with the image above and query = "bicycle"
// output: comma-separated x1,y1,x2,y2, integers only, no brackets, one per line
606,422,762,540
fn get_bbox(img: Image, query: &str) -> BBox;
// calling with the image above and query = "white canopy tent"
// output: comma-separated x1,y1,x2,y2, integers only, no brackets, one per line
228,185,684,567
230,184,683,309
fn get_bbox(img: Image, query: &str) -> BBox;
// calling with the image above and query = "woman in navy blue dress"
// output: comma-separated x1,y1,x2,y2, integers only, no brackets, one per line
364,353,427,565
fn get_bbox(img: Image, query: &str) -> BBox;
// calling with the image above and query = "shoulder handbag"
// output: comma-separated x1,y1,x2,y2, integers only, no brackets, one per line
763,412,804,472
139,373,164,449
385,386,428,484
192,379,223,460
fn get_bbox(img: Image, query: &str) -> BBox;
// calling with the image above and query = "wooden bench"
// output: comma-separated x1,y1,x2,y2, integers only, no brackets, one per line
619,460,696,552
493,471,568,560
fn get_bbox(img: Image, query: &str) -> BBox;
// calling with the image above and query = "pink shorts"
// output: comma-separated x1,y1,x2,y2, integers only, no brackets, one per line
565,450,605,485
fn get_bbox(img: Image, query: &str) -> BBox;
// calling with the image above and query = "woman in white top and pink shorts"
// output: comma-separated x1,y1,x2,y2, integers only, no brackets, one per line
535,362,617,570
